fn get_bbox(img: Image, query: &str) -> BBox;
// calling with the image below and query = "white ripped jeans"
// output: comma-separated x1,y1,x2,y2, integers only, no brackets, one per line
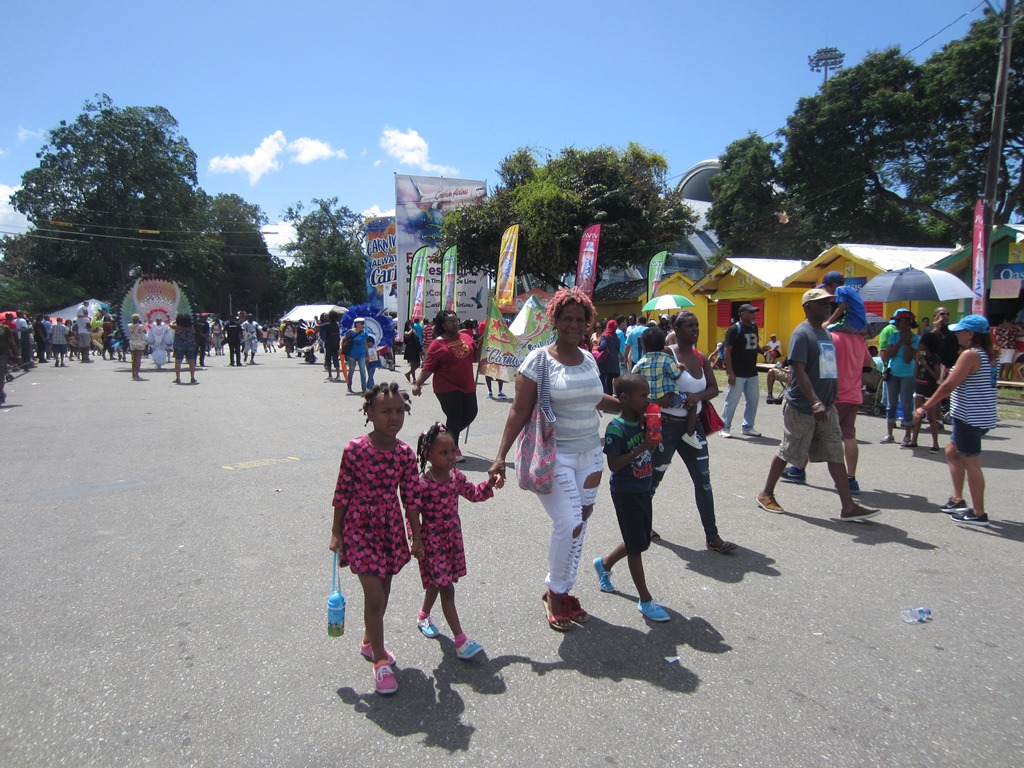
536,445,603,594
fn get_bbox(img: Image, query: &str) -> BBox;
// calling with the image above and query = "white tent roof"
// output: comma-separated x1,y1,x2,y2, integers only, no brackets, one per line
280,304,346,322
728,258,810,287
833,244,955,271
49,299,110,321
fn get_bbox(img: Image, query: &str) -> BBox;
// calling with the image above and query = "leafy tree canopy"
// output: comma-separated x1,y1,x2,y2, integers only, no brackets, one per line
440,144,697,287
708,11,1024,258
282,197,366,306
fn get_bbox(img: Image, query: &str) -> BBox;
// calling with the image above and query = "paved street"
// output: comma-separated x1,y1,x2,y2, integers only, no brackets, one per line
2,351,1022,767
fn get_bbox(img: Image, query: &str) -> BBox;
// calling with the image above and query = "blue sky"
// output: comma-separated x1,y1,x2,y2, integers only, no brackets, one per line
0,0,988,257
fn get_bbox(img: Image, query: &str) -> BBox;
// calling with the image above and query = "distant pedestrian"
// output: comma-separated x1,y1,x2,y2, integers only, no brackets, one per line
720,303,762,438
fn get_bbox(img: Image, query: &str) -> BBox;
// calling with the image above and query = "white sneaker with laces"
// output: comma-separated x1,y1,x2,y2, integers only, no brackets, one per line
741,427,762,437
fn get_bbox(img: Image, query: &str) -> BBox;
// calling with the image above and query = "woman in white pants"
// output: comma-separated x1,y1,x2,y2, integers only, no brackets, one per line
489,288,620,631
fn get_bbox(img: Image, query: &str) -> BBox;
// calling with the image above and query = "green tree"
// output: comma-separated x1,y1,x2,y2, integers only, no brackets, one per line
195,193,286,319
282,198,366,305
9,95,208,300
440,144,697,287
706,133,818,258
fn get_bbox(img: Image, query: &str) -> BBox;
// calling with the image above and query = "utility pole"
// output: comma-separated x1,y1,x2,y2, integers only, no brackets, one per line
983,0,1016,235
808,47,845,86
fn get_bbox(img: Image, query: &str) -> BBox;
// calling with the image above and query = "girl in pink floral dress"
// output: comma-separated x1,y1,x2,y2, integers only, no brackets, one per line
330,382,421,695
411,423,500,660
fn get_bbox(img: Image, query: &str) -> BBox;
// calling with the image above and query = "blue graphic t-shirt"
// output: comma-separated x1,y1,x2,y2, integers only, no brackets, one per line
604,417,653,493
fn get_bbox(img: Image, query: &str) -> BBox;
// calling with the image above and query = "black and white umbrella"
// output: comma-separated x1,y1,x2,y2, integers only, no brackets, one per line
859,267,975,303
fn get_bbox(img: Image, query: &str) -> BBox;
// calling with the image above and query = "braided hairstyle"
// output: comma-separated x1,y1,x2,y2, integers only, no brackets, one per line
361,381,411,424
416,422,449,473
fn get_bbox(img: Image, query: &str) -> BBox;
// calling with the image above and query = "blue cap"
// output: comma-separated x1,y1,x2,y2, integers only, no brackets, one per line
821,270,845,286
949,314,989,333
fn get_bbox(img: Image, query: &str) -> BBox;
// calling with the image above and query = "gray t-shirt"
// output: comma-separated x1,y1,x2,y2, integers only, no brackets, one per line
785,321,838,414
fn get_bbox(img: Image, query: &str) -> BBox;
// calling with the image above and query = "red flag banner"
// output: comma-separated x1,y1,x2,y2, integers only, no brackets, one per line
971,199,986,315
576,224,601,299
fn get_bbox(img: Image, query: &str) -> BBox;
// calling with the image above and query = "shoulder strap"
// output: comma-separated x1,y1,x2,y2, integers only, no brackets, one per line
538,351,556,423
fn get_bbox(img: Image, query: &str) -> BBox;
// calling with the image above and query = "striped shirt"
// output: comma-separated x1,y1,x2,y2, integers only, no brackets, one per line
950,349,997,430
520,347,603,453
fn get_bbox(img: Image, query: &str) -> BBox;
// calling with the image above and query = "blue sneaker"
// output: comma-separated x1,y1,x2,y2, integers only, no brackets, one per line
781,466,806,484
637,599,670,622
456,638,484,660
593,557,615,593
417,615,440,638
848,477,860,495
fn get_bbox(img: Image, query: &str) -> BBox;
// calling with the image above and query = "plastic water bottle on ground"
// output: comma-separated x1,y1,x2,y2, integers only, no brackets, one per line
901,607,932,623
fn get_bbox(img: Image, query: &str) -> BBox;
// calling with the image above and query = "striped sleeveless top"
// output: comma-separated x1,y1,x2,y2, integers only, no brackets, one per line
950,349,997,430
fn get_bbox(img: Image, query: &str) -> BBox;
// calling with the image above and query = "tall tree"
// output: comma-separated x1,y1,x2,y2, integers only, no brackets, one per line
282,198,366,305
196,193,286,318
10,95,208,299
440,144,696,287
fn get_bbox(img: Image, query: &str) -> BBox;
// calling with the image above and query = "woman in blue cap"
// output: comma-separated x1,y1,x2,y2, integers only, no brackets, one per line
912,315,997,526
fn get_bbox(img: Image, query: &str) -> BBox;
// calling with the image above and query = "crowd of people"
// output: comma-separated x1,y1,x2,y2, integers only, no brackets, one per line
325,283,1008,696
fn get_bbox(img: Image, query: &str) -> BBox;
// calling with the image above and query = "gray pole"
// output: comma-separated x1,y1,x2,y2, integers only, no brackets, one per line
982,0,1015,297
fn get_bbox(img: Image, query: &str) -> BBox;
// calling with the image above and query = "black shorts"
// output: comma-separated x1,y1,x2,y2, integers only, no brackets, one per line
611,491,653,555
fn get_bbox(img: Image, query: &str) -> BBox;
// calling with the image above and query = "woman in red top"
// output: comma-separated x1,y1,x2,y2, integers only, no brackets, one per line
412,310,479,462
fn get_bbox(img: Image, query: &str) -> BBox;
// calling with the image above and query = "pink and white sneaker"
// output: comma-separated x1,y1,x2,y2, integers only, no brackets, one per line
373,661,398,695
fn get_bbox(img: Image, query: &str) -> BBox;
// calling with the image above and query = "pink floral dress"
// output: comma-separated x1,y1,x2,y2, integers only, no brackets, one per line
332,436,420,578
413,469,493,588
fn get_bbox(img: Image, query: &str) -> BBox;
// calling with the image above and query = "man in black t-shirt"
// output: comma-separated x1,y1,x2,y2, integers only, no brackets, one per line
223,314,243,367
720,303,763,438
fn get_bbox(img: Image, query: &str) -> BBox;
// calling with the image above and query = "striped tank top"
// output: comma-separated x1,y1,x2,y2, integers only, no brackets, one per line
950,349,997,430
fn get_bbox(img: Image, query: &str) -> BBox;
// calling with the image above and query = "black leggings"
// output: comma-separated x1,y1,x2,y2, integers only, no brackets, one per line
434,391,479,447
325,342,340,372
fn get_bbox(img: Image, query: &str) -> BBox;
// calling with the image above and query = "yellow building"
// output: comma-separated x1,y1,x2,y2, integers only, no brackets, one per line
691,258,808,356
592,272,711,348
782,244,956,334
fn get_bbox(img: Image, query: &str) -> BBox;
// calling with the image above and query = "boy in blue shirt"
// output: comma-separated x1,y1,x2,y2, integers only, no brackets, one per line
820,271,867,334
592,374,669,622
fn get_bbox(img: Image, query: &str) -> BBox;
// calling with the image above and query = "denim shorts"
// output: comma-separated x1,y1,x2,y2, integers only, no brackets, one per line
951,418,988,458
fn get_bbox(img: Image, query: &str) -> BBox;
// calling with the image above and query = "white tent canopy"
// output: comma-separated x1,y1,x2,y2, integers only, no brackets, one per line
279,304,346,322
49,299,111,321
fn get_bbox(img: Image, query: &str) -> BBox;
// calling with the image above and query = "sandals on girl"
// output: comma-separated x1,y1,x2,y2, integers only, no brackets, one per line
541,591,573,632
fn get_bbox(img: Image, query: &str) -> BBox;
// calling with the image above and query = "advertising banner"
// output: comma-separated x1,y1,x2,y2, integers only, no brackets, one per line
478,295,555,383
441,246,458,313
647,250,668,303
971,199,986,315
395,174,487,328
364,217,397,313
496,224,520,309
576,224,601,298
408,247,429,322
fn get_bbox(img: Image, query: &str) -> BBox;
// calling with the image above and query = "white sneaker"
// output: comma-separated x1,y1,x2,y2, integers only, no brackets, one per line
681,432,702,450
741,428,762,437
720,430,732,439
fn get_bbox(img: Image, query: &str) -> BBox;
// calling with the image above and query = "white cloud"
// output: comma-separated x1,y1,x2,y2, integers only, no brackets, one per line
17,126,44,142
209,131,347,183
209,131,287,185
0,183,30,232
361,204,395,219
287,137,346,164
261,221,297,255
379,127,458,175
0,148,6,157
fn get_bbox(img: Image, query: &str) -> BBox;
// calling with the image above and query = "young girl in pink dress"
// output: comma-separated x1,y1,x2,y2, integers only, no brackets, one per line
411,423,500,660
330,382,421,695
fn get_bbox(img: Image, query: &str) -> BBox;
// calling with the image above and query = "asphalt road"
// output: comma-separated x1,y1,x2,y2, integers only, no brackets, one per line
2,350,1022,767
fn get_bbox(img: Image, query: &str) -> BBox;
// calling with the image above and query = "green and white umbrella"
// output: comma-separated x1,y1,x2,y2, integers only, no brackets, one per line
642,294,695,312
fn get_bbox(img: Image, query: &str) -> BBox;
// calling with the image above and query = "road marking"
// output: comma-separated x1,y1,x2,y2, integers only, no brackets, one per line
222,456,300,471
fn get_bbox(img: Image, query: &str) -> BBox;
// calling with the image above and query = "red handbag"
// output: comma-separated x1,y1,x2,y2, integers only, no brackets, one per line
698,400,724,435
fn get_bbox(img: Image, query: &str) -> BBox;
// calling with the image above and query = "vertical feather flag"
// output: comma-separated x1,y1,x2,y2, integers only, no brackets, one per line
647,250,668,305
495,224,520,308
408,246,430,321
576,224,601,299
441,246,458,313
971,199,986,315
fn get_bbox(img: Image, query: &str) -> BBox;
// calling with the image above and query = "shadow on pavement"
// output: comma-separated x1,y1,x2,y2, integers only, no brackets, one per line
781,511,938,550
653,539,781,583
956,518,1024,544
